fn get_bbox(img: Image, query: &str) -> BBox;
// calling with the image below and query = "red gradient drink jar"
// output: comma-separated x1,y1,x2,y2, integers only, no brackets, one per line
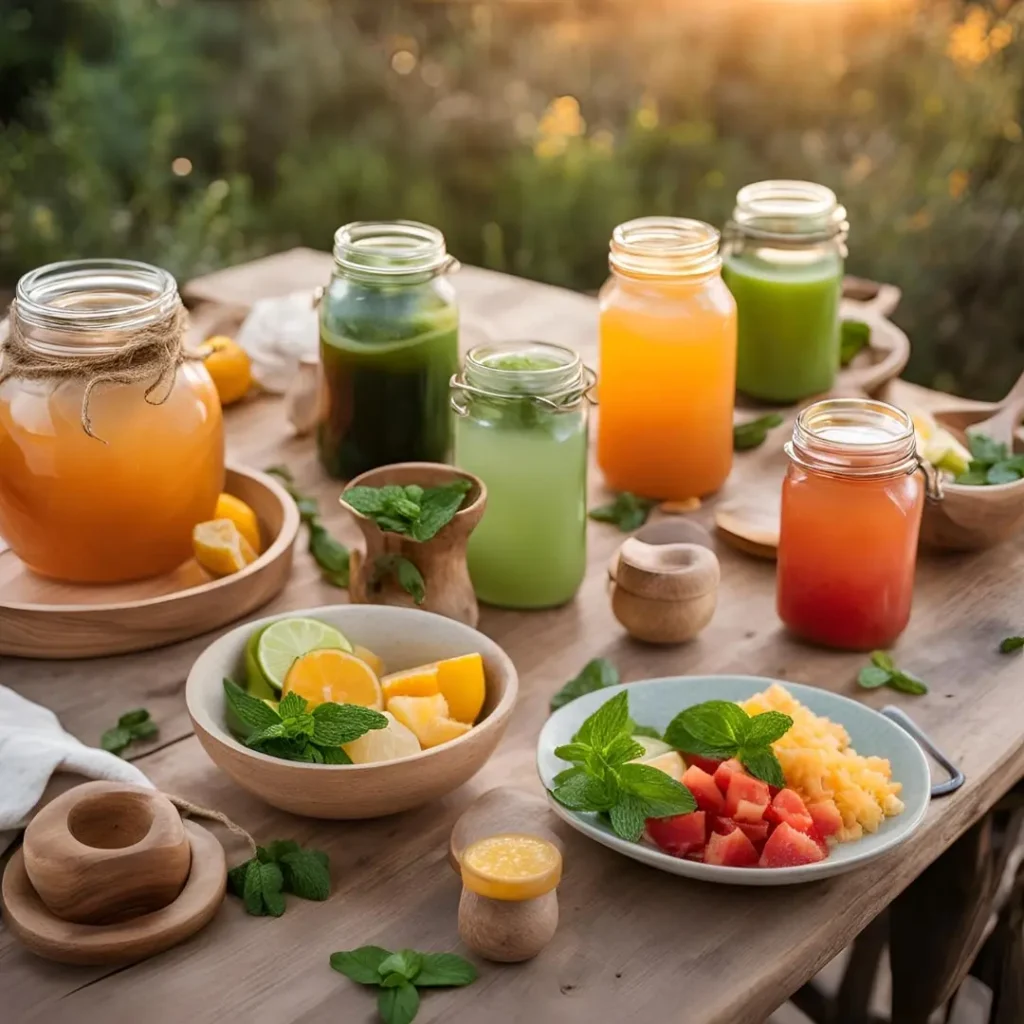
777,399,924,650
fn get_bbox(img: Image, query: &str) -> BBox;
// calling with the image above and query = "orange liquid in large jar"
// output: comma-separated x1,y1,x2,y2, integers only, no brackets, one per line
598,218,737,499
777,400,924,651
0,260,224,583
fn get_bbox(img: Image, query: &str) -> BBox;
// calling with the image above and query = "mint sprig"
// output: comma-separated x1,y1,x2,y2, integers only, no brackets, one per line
1001,636,1024,653
330,946,477,1024
664,700,792,789
953,434,1024,486
100,707,158,756
371,554,427,605
549,690,696,840
856,651,928,695
227,840,330,916
343,480,472,543
588,492,657,532
223,678,387,763
733,413,784,452
550,657,618,711
265,465,350,586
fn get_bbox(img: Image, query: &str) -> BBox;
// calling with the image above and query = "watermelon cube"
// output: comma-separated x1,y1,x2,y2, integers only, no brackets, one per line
808,799,843,838
723,773,770,821
646,811,706,857
682,764,725,815
705,826,759,867
759,822,827,868
713,758,745,795
771,789,814,834
684,754,723,776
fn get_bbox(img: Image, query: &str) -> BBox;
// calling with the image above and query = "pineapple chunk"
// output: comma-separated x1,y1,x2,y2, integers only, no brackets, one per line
387,693,473,749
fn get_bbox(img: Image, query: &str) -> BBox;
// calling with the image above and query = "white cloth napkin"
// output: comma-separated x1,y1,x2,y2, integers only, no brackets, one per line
236,290,320,394
0,685,153,853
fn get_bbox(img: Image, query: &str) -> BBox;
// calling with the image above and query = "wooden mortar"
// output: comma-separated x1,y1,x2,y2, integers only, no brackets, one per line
608,537,720,644
342,463,486,626
22,781,191,925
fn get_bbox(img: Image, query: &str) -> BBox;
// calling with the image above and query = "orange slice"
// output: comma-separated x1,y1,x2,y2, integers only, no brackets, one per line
435,653,486,724
192,519,257,577
282,649,383,709
387,693,472,749
460,834,562,901
381,665,440,703
214,493,261,553
353,644,386,677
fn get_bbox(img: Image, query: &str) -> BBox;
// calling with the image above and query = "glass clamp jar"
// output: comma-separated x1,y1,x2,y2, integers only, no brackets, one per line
317,220,460,479
777,398,924,651
0,259,224,583
722,180,849,404
598,217,737,501
452,341,594,609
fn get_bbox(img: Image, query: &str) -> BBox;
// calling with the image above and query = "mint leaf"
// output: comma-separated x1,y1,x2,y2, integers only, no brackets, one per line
550,658,619,711
378,981,420,1024
245,722,289,747
279,848,330,901
100,707,158,756
575,690,631,750
840,319,871,366
263,840,300,861
968,432,1008,464
330,946,393,985
608,793,648,842
243,859,285,917
414,952,477,987
100,726,133,754
118,708,150,729
602,734,646,766
858,665,892,689
987,462,1022,485
889,671,928,696
1001,636,1024,653
309,523,350,587
377,950,423,983
739,747,786,789
278,691,308,720
552,772,618,812
410,480,473,541
615,763,696,816
553,742,591,763
744,711,793,747
667,701,749,752
552,765,586,786
381,973,408,988
321,745,353,764
372,554,427,605
128,718,158,740
588,492,657,532
224,678,282,731
311,703,388,746
733,413,784,451
870,651,895,672
227,862,249,898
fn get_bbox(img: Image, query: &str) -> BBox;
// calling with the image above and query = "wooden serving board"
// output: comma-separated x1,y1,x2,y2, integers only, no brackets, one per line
0,466,299,659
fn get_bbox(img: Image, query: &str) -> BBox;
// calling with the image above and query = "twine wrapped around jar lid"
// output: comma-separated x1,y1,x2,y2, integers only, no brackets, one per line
0,298,192,442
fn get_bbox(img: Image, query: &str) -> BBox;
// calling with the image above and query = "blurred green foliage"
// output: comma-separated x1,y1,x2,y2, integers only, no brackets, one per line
2,0,1023,397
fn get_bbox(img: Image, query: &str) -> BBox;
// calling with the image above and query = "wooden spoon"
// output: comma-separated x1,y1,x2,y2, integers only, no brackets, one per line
934,369,1024,446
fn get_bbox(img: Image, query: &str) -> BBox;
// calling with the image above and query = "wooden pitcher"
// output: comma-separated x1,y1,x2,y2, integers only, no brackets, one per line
342,463,486,627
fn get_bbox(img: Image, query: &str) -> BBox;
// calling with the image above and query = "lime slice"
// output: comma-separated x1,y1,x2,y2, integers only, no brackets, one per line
244,625,276,699
256,617,352,691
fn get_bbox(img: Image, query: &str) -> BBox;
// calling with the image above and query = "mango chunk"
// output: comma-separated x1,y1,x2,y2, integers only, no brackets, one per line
381,665,440,704
435,653,486,724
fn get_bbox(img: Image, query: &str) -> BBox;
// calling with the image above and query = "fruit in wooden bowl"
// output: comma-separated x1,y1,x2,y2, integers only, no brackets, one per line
185,605,517,818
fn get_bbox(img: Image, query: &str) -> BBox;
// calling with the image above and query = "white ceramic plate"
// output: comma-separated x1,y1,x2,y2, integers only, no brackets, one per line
536,675,931,886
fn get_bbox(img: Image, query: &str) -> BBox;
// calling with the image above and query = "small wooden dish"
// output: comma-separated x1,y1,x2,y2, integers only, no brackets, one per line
1,782,226,967
186,604,517,819
0,465,300,659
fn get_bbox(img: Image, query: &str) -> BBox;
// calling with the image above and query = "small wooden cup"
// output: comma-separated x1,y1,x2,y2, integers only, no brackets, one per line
23,782,191,925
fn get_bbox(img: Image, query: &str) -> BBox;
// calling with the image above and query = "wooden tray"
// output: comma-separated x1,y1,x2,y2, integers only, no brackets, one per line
0,466,299,659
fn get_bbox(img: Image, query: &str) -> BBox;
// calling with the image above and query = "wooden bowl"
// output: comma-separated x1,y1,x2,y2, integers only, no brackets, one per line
185,604,518,818
0,465,300,658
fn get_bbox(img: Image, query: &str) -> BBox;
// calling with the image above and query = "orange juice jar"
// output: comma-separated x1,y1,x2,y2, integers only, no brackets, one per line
777,399,924,651
598,218,737,499
0,259,224,583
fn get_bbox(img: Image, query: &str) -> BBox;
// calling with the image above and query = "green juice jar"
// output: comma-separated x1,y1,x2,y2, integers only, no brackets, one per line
452,342,593,609
722,181,849,404
317,221,459,479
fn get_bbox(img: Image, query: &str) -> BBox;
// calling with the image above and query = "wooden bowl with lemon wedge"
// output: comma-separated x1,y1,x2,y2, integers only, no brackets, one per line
185,604,518,818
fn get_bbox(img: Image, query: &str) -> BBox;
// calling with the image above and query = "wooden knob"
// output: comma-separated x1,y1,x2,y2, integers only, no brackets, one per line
458,888,558,964
23,782,191,925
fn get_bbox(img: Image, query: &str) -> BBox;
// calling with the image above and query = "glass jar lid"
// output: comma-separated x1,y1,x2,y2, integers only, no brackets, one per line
452,341,594,411
332,220,457,282
785,398,918,479
608,217,721,280
730,180,848,245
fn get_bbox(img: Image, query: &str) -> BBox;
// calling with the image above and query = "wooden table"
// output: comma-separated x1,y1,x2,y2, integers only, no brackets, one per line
3,251,1022,1024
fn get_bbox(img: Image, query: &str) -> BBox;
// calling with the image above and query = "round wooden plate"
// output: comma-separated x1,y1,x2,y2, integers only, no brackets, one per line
1,820,226,965
0,466,300,659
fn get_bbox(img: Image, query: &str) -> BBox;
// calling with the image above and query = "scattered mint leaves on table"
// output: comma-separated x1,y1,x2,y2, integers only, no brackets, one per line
223,678,387,763
550,657,619,711
664,700,793,789
100,708,158,756
372,554,427,605
840,319,871,366
227,840,330,916
588,492,657,532
1000,636,1024,653
329,946,477,1024
952,434,1024,486
856,651,928,695
343,480,473,542
549,690,696,841
265,465,350,586
733,413,784,452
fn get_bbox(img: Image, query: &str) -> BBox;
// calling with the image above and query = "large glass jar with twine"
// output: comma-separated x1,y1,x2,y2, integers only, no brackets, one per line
0,259,225,583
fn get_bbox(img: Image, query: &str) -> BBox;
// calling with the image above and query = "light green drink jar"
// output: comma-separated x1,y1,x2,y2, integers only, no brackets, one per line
452,341,594,609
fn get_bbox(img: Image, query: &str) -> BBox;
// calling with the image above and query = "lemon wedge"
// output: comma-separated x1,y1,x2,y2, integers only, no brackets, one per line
193,519,258,577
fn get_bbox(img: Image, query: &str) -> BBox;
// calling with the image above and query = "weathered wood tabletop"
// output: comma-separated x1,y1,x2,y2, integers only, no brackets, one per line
3,250,1022,1024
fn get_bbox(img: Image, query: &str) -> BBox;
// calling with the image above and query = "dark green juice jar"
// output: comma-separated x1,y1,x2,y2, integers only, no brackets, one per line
317,221,459,479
